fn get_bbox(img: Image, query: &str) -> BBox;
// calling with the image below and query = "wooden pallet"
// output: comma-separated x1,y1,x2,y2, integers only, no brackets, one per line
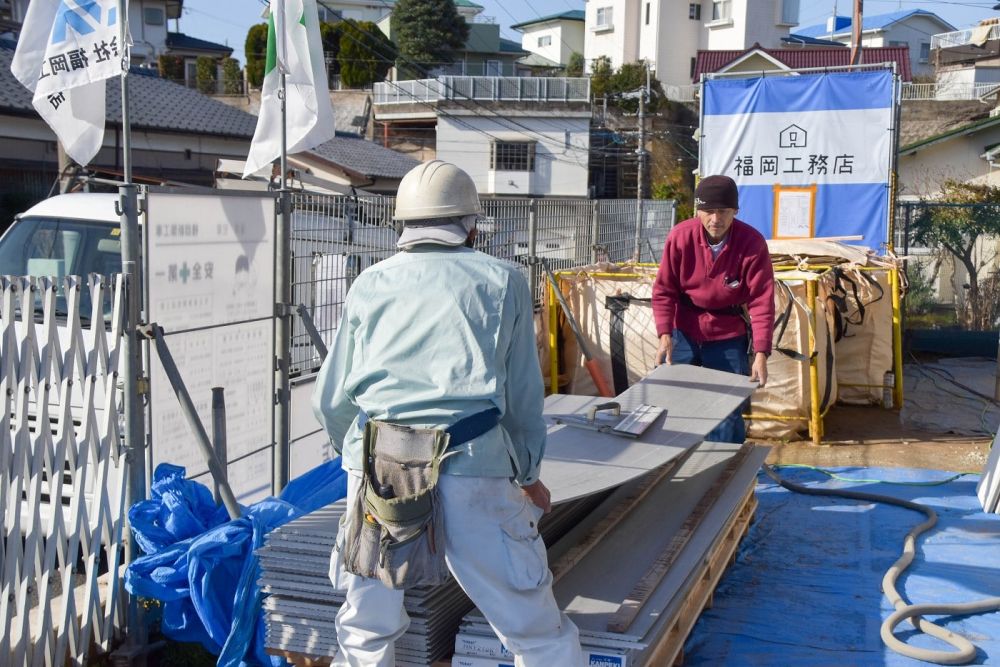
271,474,760,667
644,484,758,666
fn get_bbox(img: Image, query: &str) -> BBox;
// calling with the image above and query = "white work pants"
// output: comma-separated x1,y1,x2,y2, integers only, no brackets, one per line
329,473,585,667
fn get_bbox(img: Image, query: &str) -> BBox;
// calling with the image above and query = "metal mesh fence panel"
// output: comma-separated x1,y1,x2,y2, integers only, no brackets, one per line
289,194,675,374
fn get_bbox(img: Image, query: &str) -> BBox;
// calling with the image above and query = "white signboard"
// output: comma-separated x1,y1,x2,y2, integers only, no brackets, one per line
774,188,814,238
145,192,277,502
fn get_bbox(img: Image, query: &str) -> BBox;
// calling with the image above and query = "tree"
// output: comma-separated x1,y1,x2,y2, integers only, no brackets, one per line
339,20,396,88
158,54,184,84
391,0,468,78
320,21,344,80
221,57,242,95
590,56,613,100
912,179,1000,329
565,52,584,78
245,23,268,88
195,56,217,94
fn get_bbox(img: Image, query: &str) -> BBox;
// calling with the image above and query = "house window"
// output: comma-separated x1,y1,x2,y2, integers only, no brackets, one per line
711,0,731,21
491,142,536,172
645,3,650,25
689,4,701,20
920,42,930,63
778,0,798,25
596,7,613,29
538,35,552,47
144,7,164,25
690,56,697,79
486,60,501,76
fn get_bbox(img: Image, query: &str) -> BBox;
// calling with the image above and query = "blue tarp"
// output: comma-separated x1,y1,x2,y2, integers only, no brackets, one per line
685,466,1000,665
125,459,348,666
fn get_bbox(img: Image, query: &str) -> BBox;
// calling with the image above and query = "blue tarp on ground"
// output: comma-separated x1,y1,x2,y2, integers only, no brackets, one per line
685,466,1000,665
124,459,348,667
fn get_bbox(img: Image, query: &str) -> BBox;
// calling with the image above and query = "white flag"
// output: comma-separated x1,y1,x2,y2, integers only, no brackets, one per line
243,0,336,178
11,0,124,166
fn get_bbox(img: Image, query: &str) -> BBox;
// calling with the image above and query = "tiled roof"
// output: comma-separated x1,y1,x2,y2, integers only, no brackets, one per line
165,32,233,55
307,134,420,179
518,52,562,68
0,47,258,138
0,42,419,179
693,45,912,82
795,9,954,38
499,38,528,54
781,34,846,47
900,115,1000,155
511,10,585,30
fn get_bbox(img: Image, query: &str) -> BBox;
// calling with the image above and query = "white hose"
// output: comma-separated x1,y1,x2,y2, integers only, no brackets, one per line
763,464,1000,665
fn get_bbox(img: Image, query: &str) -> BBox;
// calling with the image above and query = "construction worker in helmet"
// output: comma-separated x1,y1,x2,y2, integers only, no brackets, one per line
312,160,585,666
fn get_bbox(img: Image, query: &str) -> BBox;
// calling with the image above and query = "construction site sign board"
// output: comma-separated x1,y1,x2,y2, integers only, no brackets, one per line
700,69,895,249
145,191,277,502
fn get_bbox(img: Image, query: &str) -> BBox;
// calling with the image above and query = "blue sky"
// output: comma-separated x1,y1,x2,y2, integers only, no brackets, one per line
180,0,1000,66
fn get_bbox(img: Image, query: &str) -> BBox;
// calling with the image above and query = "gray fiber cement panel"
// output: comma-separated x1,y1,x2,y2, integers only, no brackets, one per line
544,364,754,504
554,442,767,637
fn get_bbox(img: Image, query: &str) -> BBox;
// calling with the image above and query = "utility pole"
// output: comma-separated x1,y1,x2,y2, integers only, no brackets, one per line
850,0,864,66
633,61,650,262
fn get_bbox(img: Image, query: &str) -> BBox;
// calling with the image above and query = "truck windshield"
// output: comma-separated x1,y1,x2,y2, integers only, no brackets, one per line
0,216,122,320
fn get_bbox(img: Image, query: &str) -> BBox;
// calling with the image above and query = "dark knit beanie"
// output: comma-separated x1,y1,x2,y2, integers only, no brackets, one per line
694,175,739,210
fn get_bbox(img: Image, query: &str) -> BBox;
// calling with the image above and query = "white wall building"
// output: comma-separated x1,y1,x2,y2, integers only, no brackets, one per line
585,0,800,87
511,10,586,69
794,9,955,78
436,114,591,197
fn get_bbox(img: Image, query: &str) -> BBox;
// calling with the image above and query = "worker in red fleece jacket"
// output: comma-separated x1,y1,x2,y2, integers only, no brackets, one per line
652,174,775,443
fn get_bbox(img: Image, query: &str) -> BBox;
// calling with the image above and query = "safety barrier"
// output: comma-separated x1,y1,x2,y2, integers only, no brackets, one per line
0,275,129,665
288,194,675,375
544,262,904,444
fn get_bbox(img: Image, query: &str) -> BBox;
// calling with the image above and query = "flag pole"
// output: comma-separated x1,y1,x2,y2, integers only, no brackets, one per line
274,0,292,494
116,0,149,656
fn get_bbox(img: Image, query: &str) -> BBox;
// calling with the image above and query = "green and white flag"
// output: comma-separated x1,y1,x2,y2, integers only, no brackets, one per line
243,0,335,178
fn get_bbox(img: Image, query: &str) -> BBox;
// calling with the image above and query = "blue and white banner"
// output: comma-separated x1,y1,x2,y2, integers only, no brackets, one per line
701,70,895,248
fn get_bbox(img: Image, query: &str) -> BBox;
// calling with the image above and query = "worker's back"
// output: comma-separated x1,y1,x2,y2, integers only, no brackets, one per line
314,243,545,481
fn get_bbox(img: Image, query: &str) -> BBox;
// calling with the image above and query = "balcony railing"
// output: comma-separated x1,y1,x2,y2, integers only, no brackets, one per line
900,81,1000,101
374,76,590,105
931,24,1000,51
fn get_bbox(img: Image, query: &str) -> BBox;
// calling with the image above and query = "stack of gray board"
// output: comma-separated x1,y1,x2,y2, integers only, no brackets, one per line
454,440,769,667
258,494,609,666
261,364,756,664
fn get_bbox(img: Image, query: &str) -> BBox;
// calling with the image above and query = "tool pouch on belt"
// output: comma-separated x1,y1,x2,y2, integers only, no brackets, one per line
342,419,450,589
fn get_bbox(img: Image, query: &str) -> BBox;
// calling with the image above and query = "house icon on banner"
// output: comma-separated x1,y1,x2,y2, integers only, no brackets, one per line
779,124,807,148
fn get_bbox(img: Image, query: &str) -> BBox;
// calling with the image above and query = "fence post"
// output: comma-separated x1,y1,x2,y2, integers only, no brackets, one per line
590,199,600,264
528,200,539,299
211,388,228,506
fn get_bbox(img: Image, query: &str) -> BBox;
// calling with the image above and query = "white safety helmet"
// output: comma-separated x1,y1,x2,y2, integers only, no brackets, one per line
394,161,481,249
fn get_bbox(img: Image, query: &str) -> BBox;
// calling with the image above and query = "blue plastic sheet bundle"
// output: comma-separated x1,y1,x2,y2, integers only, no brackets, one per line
125,459,348,666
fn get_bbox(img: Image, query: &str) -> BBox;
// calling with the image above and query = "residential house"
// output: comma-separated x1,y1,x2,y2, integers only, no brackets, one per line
511,10,585,73
584,0,802,89
379,1,528,78
897,116,1000,306
0,43,416,207
792,9,955,78
692,44,912,81
372,77,592,197
0,0,234,89
315,0,393,23
930,18,1000,100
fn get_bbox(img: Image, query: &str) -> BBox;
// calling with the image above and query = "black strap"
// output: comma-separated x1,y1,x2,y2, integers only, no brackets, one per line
604,294,652,395
356,408,501,448
773,281,815,362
